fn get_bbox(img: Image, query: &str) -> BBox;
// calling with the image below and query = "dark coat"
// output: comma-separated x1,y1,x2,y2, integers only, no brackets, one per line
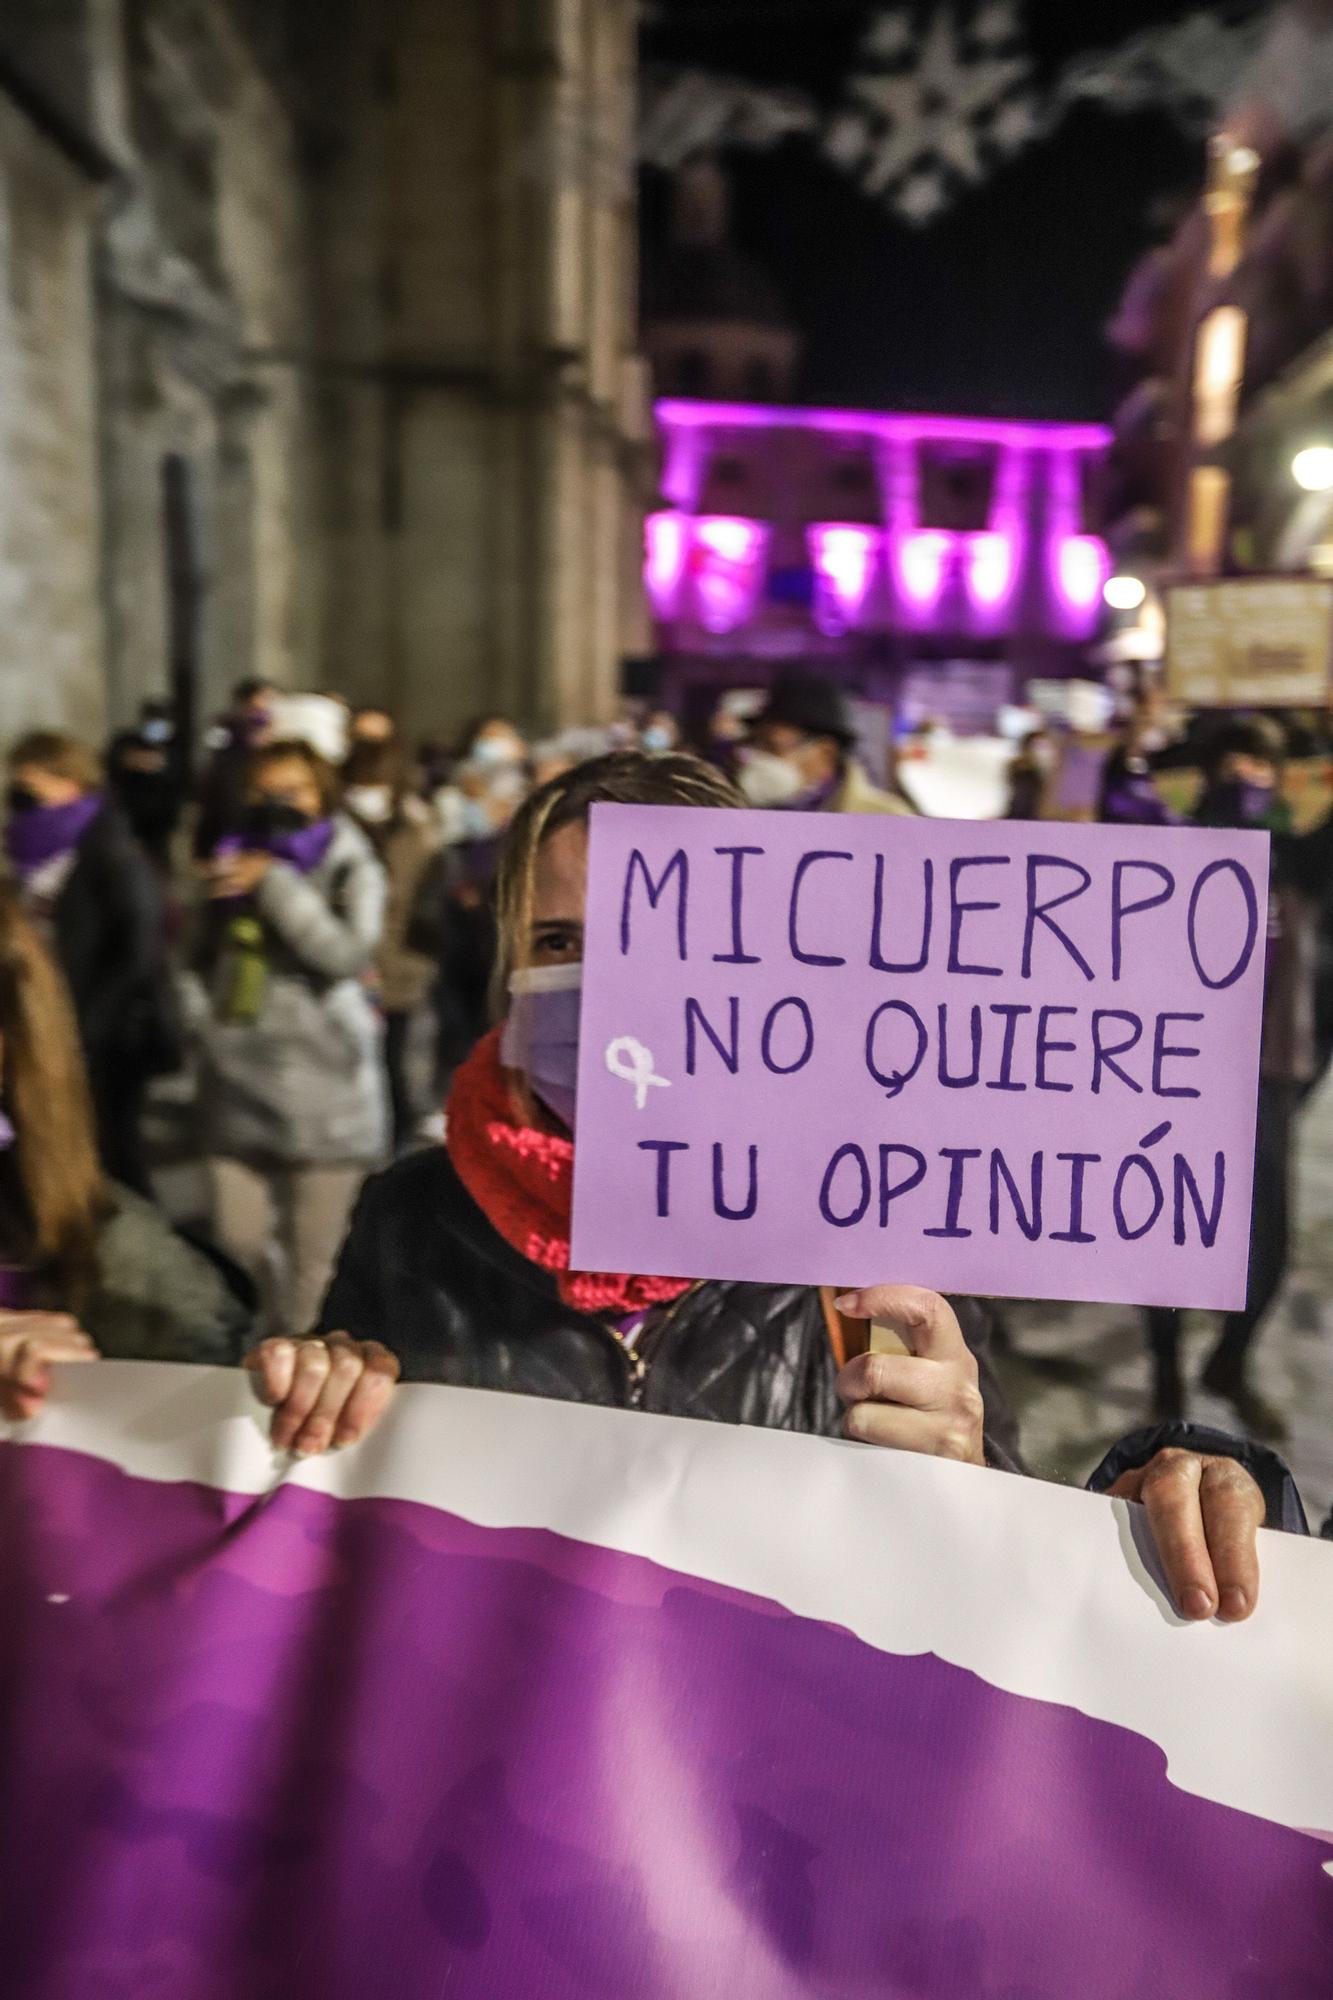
318,1146,1025,1468
53,805,179,1080
85,1183,253,1365
319,1149,1310,1529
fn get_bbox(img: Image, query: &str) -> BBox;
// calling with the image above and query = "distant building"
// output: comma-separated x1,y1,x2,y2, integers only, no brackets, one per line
645,399,1111,731
1104,0,1333,587
642,157,801,404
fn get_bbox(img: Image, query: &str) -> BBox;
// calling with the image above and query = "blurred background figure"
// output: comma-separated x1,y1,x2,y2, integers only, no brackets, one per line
343,739,442,1148
1194,714,1293,834
349,705,398,753
266,693,350,769
195,678,276,859
105,699,186,870
1098,689,1180,827
432,715,530,846
406,713,531,1099
640,709,681,755
1004,727,1056,821
741,673,911,815
189,738,386,1337
0,881,249,1408
5,733,178,1196
530,738,578,790
1145,716,1332,1437
413,735,455,805
702,691,758,781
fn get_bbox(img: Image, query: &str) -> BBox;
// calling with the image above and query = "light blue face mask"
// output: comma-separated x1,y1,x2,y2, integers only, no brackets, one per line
500,964,582,1131
471,737,524,770
459,798,496,842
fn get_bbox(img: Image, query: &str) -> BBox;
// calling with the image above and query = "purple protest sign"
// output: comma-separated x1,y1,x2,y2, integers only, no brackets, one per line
570,806,1270,1308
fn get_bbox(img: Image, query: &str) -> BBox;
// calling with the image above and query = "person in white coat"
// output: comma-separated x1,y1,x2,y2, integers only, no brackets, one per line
190,739,387,1338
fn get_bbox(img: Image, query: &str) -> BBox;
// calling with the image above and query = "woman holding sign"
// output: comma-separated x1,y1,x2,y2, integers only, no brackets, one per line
4,756,1300,1622
272,752,1299,1612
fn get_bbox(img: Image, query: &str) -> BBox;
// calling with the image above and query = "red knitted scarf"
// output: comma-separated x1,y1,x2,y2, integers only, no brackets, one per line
446,1027,693,1317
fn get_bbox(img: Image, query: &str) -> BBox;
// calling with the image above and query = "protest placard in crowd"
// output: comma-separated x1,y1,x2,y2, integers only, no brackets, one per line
571,807,1269,1308
1165,577,1333,708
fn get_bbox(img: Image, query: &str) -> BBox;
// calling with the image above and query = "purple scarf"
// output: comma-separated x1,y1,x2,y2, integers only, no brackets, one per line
213,819,335,875
209,820,335,910
5,794,104,878
268,819,336,874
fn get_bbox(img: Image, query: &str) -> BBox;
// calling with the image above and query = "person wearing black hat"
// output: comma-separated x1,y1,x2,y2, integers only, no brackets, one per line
740,674,912,816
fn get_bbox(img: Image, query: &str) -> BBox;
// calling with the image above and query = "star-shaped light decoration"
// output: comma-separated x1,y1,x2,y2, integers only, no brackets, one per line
838,3,1035,222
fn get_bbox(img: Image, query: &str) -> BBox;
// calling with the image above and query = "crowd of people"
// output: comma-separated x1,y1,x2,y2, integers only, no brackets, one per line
0,667,1328,1616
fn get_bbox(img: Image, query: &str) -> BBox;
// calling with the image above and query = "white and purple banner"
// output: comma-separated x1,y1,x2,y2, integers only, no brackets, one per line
1,1364,1331,1997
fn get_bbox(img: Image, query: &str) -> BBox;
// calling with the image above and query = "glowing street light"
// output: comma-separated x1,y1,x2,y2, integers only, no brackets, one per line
1103,573,1147,612
1292,446,1333,493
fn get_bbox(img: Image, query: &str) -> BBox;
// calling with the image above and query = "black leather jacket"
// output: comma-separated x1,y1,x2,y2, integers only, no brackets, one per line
318,1150,1307,1527
318,1148,1025,1466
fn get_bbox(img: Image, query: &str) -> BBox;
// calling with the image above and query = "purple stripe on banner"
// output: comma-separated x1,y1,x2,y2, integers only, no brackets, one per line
0,1439,1327,2000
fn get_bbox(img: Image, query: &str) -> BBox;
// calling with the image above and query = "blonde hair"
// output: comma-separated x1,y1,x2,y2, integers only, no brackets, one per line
491,750,740,1015
0,882,105,1301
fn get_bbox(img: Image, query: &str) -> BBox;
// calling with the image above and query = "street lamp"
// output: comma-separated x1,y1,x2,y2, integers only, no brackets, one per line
1103,574,1147,612
1292,445,1333,493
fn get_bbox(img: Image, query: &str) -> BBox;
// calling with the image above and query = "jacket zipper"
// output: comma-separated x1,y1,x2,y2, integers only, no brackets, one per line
600,1285,702,1409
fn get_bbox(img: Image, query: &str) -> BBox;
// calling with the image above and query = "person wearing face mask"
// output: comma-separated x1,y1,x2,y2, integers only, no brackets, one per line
640,710,681,757
740,675,913,816
1098,692,1182,828
194,678,277,860
343,741,442,1148
1142,716,1333,1437
179,753,1302,1635
5,733,180,1197
409,717,532,1097
189,740,388,1338
105,700,186,870
432,716,530,847
0,881,249,1414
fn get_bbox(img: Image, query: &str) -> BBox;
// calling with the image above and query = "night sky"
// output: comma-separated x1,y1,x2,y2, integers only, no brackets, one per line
641,0,1219,421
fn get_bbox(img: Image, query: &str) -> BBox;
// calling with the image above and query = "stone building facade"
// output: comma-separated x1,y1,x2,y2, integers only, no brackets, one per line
0,0,648,749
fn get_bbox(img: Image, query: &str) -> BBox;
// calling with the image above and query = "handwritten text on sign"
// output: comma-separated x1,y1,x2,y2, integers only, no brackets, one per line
570,807,1270,1308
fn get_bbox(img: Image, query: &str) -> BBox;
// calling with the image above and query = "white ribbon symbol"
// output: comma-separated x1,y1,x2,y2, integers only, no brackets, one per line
605,1035,672,1111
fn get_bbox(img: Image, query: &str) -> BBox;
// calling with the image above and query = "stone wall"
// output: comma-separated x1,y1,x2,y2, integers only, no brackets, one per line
0,0,648,749
0,91,105,744
307,0,649,739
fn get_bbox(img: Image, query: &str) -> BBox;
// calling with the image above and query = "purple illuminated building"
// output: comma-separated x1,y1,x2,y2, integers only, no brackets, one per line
646,398,1112,730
